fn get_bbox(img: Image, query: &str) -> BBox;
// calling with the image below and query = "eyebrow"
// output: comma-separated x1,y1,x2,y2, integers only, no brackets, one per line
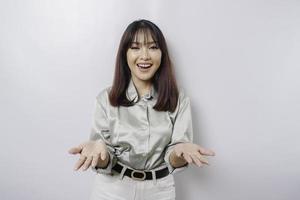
131,41,157,45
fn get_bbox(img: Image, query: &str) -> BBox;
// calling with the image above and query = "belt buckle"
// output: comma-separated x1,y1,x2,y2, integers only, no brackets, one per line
131,169,146,181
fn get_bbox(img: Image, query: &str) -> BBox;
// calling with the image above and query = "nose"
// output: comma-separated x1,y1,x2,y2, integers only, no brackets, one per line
141,47,150,60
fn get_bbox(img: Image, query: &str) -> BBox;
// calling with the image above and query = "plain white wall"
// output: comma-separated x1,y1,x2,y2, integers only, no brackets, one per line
1,0,299,199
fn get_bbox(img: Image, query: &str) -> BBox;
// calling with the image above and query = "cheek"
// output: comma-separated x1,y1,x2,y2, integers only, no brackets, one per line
126,53,136,66
155,54,162,66
150,51,162,63
156,51,162,63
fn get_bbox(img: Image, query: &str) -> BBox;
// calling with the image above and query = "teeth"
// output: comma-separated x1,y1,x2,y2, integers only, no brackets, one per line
137,63,152,68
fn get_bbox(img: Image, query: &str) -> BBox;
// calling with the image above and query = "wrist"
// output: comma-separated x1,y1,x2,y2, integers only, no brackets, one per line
169,149,187,168
96,152,110,168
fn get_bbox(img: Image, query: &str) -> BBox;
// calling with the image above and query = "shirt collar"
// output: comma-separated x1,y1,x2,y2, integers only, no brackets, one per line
126,79,157,103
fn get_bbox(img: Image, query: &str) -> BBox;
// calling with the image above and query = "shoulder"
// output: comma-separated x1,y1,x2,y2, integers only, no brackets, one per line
169,88,191,116
177,87,191,107
178,88,190,102
95,86,112,105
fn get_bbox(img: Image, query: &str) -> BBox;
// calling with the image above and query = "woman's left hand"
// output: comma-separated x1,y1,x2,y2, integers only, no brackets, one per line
172,143,215,167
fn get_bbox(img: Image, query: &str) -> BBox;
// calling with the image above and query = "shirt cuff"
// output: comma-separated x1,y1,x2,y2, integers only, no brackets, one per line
164,145,189,174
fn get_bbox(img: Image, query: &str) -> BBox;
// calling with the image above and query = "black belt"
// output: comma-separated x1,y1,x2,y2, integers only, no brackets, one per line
112,162,170,181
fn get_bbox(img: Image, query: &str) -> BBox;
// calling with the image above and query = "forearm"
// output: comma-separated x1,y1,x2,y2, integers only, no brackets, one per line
169,149,188,168
96,153,110,168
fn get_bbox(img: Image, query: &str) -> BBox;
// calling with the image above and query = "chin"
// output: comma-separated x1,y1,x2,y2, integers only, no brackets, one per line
139,77,153,82
134,73,154,80
137,75,154,82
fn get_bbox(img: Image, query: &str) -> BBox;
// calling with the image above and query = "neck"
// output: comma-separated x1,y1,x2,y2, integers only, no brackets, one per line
131,76,152,97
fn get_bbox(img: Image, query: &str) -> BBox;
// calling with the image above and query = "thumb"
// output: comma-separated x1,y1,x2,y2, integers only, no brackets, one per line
198,147,215,156
68,146,82,154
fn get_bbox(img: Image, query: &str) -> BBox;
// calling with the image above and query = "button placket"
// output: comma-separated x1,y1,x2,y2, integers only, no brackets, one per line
145,103,150,154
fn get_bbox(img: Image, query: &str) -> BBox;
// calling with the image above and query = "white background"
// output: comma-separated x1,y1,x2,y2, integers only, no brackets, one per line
1,0,299,199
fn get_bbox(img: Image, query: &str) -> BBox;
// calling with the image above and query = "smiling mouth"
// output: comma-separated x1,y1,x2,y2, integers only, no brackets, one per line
137,63,152,69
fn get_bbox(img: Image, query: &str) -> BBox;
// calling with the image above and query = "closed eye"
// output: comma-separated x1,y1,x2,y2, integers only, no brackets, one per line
130,46,140,49
150,46,159,49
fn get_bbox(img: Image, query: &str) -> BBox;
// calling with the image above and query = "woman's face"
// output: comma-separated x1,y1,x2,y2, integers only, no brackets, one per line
126,30,162,84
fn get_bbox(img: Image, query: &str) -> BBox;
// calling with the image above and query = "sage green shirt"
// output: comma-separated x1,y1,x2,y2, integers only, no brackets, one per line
90,79,193,174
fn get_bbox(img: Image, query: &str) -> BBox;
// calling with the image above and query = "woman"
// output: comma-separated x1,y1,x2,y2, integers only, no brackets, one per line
68,19,215,200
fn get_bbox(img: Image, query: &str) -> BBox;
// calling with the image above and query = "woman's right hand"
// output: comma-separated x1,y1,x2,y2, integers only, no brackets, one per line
68,140,109,171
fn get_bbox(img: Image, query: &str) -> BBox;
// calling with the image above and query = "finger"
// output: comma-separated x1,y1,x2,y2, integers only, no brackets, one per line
100,151,107,161
190,154,203,167
68,147,82,154
81,156,93,171
91,154,99,168
78,142,88,149
197,155,209,165
74,155,87,171
198,147,215,156
182,153,193,164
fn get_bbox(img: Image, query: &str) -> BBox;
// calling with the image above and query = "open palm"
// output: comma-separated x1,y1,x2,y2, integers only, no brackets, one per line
173,143,215,167
68,140,108,171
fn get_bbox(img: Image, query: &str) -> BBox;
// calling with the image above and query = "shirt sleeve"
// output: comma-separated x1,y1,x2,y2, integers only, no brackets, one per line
164,90,194,174
89,88,117,175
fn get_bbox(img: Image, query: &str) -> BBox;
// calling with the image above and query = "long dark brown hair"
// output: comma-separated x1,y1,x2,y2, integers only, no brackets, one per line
109,19,179,112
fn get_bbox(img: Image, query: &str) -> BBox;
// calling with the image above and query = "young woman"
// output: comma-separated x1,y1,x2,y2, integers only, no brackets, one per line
68,19,215,200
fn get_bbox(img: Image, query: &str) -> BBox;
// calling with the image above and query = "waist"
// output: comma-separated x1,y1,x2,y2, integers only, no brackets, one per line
112,161,170,181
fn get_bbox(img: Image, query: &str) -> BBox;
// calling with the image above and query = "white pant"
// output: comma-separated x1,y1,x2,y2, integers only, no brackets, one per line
89,171,176,200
